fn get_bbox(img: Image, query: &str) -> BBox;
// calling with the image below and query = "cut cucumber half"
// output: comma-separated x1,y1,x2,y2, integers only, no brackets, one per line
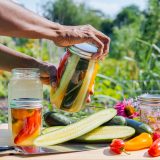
34,109,116,146
42,126,135,142
76,126,135,142
42,126,63,135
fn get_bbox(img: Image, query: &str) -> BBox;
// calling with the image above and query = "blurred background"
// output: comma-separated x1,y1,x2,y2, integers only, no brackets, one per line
0,0,160,122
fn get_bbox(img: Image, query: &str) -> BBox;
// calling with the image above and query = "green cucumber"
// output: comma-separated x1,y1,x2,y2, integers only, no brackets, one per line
44,112,76,126
76,126,135,142
126,118,153,134
34,108,117,146
104,116,126,126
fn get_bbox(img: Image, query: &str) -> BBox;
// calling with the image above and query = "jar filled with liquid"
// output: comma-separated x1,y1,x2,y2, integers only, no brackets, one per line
139,94,160,133
50,43,99,112
8,68,43,146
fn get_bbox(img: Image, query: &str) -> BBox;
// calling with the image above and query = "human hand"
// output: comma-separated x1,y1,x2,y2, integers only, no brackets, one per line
38,61,57,87
53,25,110,60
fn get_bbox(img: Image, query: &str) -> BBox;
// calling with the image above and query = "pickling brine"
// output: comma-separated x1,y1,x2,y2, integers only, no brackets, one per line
50,43,99,112
8,68,43,145
9,100,42,146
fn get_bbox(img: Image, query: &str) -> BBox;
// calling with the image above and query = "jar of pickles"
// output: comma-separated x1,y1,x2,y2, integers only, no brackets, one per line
50,43,98,112
139,94,160,133
8,68,43,146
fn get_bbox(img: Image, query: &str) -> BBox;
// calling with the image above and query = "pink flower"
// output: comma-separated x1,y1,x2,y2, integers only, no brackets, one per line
114,99,139,119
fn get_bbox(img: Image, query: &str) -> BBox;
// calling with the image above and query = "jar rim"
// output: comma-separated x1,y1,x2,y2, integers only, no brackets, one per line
10,98,42,108
68,43,98,59
12,68,40,78
138,93,160,103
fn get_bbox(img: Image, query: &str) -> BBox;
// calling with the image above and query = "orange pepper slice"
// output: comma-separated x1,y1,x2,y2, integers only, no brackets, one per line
88,62,99,93
12,109,34,120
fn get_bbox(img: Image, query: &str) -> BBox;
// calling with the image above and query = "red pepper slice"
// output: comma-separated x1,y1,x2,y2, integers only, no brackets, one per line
57,50,71,84
14,109,41,144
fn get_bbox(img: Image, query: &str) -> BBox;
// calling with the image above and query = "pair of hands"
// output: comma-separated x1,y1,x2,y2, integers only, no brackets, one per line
40,24,110,87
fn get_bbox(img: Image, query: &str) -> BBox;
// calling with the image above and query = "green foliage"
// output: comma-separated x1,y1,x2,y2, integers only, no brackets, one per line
1,0,160,122
114,5,142,27
141,0,160,44
43,0,102,29
101,19,114,36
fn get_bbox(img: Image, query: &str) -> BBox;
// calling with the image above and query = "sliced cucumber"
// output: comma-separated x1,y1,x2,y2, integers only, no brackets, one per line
50,54,80,108
42,126,63,135
65,60,95,112
34,109,116,146
76,126,135,142
42,126,135,142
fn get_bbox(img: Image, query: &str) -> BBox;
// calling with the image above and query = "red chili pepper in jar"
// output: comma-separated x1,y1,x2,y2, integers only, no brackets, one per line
14,109,41,144
57,50,70,83
110,139,128,154
148,138,160,157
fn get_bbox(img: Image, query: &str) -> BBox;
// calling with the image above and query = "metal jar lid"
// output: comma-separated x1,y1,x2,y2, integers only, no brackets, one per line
138,94,160,105
68,43,98,59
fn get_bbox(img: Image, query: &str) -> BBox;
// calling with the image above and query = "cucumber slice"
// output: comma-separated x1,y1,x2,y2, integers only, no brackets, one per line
65,60,95,112
42,126,63,135
42,126,135,142
34,108,116,146
76,126,135,142
50,54,80,108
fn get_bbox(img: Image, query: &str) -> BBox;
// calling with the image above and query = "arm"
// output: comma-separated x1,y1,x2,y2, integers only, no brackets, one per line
0,0,110,59
0,44,57,85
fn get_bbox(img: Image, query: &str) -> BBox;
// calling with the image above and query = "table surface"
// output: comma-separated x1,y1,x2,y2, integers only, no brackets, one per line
0,123,159,160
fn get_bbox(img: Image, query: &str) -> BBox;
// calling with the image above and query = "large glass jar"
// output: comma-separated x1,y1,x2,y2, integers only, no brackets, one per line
50,43,98,112
139,94,160,133
8,68,43,146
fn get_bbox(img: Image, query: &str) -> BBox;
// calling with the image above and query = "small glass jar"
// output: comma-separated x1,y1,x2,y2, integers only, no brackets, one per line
50,43,98,112
139,94,160,132
8,68,43,146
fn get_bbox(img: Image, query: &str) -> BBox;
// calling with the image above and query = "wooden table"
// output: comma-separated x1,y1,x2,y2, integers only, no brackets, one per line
0,124,159,160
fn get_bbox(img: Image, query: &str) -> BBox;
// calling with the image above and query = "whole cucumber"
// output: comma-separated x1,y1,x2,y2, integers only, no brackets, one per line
104,116,153,134
104,116,126,126
126,118,153,134
44,112,76,126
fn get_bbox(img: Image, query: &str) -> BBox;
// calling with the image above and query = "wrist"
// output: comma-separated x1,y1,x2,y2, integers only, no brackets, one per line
37,21,65,41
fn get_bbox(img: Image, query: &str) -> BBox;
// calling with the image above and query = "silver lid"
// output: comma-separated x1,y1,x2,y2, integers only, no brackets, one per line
68,43,98,59
138,94,160,103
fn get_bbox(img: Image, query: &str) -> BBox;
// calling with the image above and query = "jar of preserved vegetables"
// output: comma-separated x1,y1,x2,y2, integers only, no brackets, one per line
139,94,160,133
50,43,99,112
8,68,43,146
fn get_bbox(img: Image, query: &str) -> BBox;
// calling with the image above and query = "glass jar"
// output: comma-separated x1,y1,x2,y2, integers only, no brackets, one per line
50,43,98,112
139,94,160,132
8,68,43,146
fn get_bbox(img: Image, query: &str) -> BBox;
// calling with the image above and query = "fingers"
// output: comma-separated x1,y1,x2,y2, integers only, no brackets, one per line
80,25,110,60
48,66,57,88
40,62,57,88
86,35,104,59
53,25,110,59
